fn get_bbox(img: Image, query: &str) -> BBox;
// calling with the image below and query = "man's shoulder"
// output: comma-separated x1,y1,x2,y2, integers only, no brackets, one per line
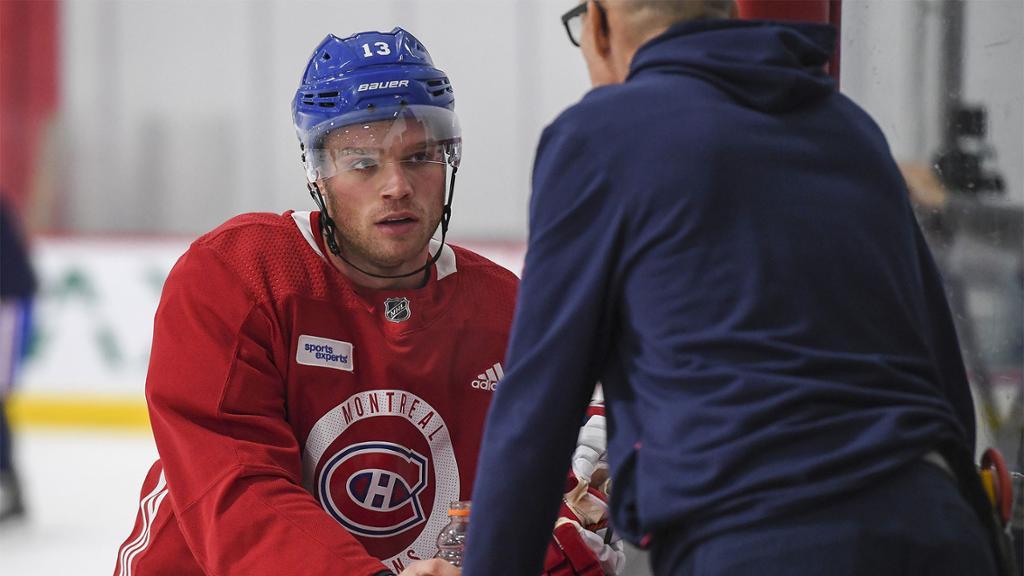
188,210,316,268
193,211,302,250
547,79,662,138
175,211,329,301
449,244,519,287
445,244,519,321
450,243,520,293
547,72,719,145
546,86,621,142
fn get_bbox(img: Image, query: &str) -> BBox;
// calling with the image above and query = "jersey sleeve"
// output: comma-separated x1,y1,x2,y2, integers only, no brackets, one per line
464,123,620,575
146,244,388,576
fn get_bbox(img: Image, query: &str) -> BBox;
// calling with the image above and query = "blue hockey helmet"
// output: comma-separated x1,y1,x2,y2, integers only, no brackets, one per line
293,28,461,182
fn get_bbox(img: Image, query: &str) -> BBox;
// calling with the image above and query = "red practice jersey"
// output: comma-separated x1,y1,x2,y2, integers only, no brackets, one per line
114,211,518,576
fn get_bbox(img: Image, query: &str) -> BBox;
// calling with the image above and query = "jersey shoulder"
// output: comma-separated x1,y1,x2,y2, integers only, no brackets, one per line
449,244,519,289
184,211,334,304
193,211,301,248
448,244,519,317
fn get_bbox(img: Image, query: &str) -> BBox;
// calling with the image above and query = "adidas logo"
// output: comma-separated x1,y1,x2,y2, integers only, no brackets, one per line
470,362,504,391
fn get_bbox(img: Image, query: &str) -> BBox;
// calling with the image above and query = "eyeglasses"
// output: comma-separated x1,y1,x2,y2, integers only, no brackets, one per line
561,1,607,48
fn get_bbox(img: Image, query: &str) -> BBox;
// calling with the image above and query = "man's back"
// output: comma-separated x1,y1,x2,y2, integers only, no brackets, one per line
475,17,974,559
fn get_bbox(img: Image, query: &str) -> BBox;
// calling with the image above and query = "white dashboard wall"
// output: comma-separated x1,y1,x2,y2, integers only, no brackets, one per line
56,1,1023,240
59,0,591,241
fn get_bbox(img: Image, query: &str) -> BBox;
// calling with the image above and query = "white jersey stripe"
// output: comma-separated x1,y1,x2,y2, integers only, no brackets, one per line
118,484,162,575
120,486,169,576
117,475,165,576
123,488,170,576
431,239,457,281
485,368,498,383
494,363,505,380
117,470,168,576
292,211,326,260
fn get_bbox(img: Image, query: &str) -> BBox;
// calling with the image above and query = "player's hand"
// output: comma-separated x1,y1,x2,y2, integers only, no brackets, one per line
543,473,625,576
397,558,460,576
572,407,608,487
554,519,625,576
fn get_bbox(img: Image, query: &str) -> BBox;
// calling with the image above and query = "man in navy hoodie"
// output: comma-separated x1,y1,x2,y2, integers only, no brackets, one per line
464,1,999,575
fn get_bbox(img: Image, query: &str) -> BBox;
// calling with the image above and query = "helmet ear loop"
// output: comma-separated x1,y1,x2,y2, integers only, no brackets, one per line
431,151,458,265
441,142,460,230
308,181,342,257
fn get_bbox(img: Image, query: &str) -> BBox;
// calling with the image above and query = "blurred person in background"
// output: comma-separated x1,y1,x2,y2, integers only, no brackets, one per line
0,196,37,523
464,1,1007,575
113,27,620,576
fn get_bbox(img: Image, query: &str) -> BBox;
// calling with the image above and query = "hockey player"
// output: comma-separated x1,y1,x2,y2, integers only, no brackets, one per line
114,28,503,576
114,27,622,576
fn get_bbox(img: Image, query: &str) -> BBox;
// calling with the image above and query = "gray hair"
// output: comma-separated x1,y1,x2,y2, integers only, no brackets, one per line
621,0,736,26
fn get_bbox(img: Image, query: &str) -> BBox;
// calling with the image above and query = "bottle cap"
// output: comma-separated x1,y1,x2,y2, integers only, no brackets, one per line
447,500,471,517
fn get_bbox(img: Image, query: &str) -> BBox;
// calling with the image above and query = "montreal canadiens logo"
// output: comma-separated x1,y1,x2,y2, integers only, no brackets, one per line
303,390,459,566
320,442,428,537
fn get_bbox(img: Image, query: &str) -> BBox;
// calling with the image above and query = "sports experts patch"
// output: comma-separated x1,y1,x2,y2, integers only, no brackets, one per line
297,335,354,372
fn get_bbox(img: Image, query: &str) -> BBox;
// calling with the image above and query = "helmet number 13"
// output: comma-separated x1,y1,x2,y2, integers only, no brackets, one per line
361,42,392,57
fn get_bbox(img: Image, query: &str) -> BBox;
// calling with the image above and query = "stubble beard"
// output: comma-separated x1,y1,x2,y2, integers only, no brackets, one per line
330,208,442,274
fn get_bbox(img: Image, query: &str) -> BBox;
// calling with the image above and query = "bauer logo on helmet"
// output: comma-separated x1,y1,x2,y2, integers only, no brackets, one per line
357,80,411,92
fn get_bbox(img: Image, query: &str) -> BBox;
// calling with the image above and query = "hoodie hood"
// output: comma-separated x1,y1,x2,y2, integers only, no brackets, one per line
628,19,836,113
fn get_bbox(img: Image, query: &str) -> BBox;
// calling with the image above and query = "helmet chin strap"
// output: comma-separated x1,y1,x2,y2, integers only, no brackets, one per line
307,164,457,283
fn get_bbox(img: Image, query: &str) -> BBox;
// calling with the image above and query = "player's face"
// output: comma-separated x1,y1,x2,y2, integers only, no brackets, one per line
320,120,446,278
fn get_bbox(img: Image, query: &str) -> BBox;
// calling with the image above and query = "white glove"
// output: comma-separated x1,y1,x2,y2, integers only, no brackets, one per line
572,413,608,486
565,387,620,575
575,525,626,576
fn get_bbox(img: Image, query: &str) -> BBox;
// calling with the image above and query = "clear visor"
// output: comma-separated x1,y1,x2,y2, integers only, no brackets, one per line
303,105,461,182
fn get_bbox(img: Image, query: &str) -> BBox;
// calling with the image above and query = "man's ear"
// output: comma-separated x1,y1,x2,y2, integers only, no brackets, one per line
586,0,612,57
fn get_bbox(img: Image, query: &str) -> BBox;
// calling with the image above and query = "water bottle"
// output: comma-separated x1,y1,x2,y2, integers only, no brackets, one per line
434,500,470,567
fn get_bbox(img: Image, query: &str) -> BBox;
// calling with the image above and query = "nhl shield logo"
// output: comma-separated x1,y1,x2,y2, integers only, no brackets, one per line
384,297,411,323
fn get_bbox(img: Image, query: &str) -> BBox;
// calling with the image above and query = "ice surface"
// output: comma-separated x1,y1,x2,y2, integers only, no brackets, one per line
0,430,158,575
